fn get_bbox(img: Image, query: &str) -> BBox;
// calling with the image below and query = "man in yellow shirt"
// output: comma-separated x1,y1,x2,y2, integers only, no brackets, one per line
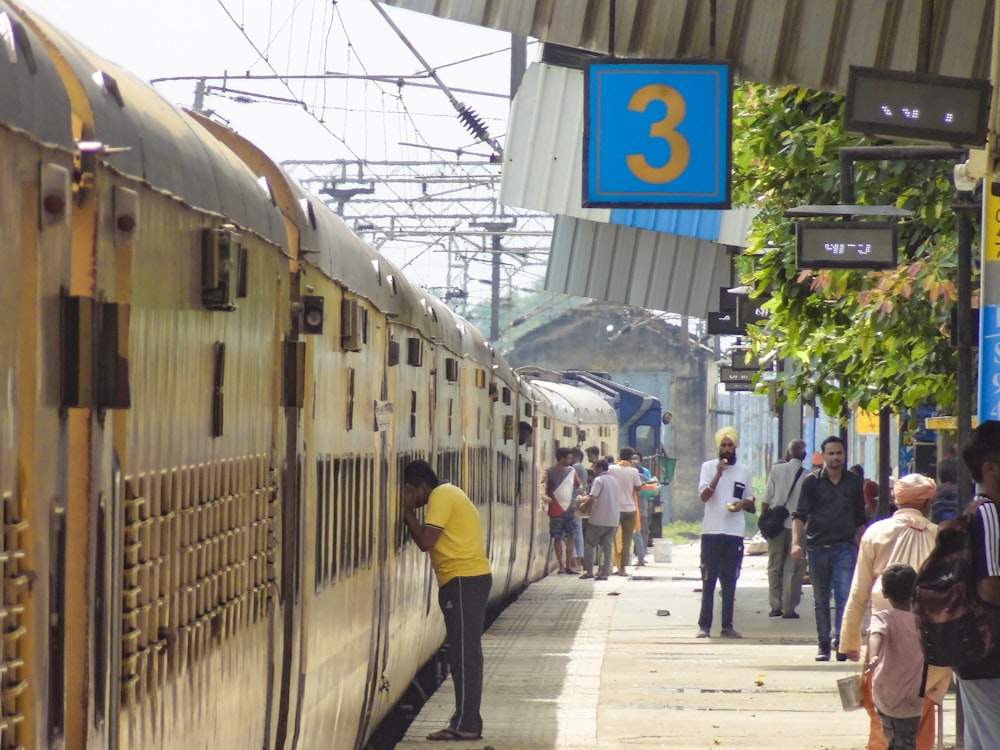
403,460,493,742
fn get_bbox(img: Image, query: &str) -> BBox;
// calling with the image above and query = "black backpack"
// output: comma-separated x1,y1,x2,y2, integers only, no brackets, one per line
913,495,999,667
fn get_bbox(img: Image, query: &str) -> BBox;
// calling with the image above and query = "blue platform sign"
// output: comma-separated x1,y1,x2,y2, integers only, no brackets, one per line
979,304,1000,421
584,61,731,208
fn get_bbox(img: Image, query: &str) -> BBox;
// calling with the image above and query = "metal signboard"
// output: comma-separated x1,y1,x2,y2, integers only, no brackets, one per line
707,311,741,336
723,381,754,392
796,221,897,270
731,350,761,371
845,66,991,148
584,61,731,208
720,366,752,384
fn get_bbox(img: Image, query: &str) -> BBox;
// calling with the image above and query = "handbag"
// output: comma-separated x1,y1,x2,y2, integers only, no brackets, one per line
757,505,789,539
757,466,804,540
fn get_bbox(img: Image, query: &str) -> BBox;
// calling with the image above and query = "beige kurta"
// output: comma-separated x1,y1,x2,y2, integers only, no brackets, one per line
840,507,951,702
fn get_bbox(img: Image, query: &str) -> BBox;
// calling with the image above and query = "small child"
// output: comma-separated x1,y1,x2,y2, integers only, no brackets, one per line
866,562,924,750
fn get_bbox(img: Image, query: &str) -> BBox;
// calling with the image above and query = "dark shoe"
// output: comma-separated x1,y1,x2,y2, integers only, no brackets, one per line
833,639,847,661
579,572,594,580
696,628,710,638
815,645,831,662
720,628,742,638
781,612,800,619
595,575,608,581
836,651,848,662
636,559,646,566
768,609,783,617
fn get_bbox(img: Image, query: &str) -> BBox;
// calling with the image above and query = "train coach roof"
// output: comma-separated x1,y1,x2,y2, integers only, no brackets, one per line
531,380,617,425
13,4,286,245
0,3,73,147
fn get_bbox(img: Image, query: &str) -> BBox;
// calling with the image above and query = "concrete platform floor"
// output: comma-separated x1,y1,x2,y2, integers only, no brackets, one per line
397,540,958,750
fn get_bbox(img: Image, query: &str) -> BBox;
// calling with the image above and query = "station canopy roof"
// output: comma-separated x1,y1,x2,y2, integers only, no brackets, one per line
381,0,993,318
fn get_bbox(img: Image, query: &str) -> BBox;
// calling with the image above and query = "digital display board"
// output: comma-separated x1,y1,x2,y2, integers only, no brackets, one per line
845,66,991,147
796,221,897,270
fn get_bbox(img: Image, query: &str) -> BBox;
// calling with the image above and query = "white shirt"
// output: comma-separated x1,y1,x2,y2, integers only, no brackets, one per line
698,458,754,536
607,463,642,513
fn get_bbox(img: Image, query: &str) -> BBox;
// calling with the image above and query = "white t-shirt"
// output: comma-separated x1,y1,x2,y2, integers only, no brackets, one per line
588,472,624,527
607,463,642,513
698,458,754,537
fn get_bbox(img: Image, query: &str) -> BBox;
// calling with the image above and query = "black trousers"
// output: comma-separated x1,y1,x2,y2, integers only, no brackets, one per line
698,533,744,631
438,573,492,736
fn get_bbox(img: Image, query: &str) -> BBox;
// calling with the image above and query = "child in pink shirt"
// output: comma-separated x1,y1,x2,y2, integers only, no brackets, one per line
866,563,923,749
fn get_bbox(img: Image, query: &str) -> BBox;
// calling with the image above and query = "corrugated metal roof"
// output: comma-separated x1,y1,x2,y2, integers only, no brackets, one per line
546,215,731,317
501,61,756,242
384,0,994,93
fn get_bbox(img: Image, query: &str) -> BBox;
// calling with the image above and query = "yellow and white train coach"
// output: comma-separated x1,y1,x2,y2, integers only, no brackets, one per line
0,3,621,749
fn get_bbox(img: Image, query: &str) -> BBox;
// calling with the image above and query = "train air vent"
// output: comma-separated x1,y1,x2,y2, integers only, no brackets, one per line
341,299,362,351
201,227,239,312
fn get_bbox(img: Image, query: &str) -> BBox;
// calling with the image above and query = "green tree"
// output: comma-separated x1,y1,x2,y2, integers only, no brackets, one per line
733,84,972,416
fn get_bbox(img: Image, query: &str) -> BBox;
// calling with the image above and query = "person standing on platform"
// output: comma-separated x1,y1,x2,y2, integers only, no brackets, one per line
578,459,621,581
791,435,867,662
841,472,945,750
864,563,925,750
696,426,755,639
954,421,1000,749
760,438,807,619
402,460,492,742
608,446,643,577
570,447,589,572
545,447,580,574
631,452,657,566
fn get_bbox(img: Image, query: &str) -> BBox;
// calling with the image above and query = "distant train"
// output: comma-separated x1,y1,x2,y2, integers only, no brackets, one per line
0,3,619,749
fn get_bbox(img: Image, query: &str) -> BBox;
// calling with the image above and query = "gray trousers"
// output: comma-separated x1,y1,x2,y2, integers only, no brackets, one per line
766,527,805,614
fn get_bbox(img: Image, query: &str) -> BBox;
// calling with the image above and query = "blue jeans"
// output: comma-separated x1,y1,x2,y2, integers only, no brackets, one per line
806,542,857,648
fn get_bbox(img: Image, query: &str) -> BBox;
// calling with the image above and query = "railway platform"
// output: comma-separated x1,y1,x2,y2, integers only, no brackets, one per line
397,539,959,750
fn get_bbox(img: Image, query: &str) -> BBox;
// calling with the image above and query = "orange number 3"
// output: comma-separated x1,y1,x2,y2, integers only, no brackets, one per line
625,84,690,184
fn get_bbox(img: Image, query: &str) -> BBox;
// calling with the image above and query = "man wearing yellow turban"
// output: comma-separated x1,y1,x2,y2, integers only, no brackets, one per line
841,472,945,750
696,425,755,638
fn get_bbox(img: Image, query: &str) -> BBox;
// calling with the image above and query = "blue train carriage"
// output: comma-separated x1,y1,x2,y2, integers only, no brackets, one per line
561,370,663,460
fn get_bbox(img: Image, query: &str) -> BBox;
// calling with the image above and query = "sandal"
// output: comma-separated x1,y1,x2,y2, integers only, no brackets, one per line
427,727,483,741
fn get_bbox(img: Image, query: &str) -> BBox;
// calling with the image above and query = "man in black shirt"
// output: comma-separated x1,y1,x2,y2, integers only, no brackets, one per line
790,436,866,661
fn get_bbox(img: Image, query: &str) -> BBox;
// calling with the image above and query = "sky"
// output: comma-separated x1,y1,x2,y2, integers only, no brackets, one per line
17,0,552,313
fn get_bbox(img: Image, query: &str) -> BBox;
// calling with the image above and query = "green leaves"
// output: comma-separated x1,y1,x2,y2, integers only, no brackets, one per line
733,84,973,415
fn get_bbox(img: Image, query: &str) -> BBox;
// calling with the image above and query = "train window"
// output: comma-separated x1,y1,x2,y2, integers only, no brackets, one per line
503,415,514,442
445,358,458,382
634,425,656,459
410,391,417,438
236,245,248,298
475,369,486,389
361,307,369,344
502,387,511,405
562,426,573,438
347,369,355,431
387,339,400,366
407,338,423,366
524,403,532,417
543,416,551,429
211,342,225,437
